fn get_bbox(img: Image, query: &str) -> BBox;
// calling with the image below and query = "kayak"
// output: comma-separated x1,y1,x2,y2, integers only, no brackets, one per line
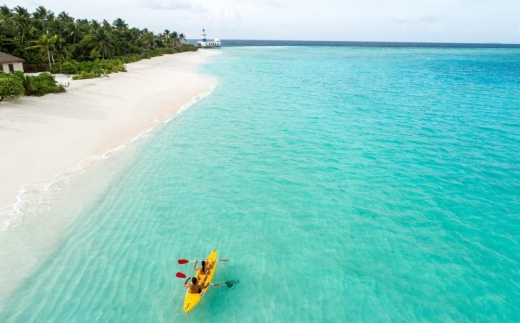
183,249,218,313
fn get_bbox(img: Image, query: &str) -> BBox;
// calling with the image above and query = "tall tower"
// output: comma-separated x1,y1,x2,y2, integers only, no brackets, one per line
201,28,207,47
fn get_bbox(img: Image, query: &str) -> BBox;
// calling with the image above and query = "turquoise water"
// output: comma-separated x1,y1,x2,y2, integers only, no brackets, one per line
1,46,520,322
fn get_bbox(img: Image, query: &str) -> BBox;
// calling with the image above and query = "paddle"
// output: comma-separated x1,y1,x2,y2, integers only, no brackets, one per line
178,259,229,265
176,272,223,287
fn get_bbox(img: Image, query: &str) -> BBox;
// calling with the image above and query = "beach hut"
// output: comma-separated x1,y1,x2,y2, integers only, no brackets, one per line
0,52,25,73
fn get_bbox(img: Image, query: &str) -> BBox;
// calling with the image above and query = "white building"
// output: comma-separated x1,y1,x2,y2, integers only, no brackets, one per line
197,29,221,48
0,52,25,73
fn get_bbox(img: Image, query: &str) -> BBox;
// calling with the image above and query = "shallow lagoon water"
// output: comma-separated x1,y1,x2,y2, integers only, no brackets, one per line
1,46,520,322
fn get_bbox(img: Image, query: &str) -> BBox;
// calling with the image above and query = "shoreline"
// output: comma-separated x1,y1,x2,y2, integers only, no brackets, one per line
0,51,218,232
0,50,218,305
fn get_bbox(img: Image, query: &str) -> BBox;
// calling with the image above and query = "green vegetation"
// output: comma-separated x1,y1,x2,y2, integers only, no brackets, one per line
0,5,196,99
0,72,24,102
0,71,65,101
0,5,196,81
59,58,125,79
18,72,65,96
59,61,76,74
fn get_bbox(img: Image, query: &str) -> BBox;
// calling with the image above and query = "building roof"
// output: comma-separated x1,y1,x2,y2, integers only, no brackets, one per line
0,52,25,64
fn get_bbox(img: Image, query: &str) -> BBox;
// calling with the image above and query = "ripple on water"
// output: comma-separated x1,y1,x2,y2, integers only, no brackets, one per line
1,46,520,322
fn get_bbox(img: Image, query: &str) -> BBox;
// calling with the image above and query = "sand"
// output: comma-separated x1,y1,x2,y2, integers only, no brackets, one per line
0,51,218,224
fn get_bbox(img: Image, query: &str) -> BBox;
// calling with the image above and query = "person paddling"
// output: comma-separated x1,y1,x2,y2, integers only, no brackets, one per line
184,277,209,294
194,260,215,277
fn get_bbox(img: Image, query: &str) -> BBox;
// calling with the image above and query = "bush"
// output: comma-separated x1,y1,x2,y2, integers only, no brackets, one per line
69,58,126,79
176,44,198,53
0,72,25,102
72,72,100,80
118,54,141,64
23,72,66,96
91,67,103,75
163,47,177,54
49,64,61,74
60,62,78,74
12,71,25,84
150,49,164,57
22,75,35,94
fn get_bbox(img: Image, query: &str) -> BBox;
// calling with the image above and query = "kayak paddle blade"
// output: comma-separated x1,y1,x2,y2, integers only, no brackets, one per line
176,272,187,279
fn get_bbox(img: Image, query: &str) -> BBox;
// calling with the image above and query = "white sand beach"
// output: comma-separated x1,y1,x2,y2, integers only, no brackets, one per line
0,51,217,216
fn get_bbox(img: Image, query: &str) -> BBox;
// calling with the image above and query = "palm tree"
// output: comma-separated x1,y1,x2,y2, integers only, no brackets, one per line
163,29,170,44
12,6,31,43
26,31,58,68
54,36,72,61
102,19,111,31
12,5,29,17
0,5,11,17
64,21,82,44
88,28,114,59
57,11,73,23
178,33,186,44
170,31,178,47
32,6,49,31
90,19,100,31
46,11,55,23
0,6,13,29
113,18,128,31
32,5,48,20
140,30,156,50
0,6,18,55
55,11,73,38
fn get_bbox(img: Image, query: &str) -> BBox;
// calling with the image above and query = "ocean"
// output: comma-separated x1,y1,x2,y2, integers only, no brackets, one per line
1,44,520,322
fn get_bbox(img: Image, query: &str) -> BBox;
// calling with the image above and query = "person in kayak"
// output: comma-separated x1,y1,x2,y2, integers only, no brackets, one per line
194,260,215,277
184,277,209,294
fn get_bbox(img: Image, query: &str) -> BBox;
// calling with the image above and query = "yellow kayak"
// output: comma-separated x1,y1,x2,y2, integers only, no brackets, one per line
183,249,218,313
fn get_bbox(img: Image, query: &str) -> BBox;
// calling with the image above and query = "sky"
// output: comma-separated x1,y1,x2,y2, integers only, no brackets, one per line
3,0,520,43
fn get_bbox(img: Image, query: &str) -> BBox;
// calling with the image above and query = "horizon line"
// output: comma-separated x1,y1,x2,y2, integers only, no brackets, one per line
187,39,520,46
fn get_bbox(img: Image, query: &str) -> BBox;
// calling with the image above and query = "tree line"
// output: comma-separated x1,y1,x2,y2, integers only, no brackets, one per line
0,5,190,66
0,5,197,102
